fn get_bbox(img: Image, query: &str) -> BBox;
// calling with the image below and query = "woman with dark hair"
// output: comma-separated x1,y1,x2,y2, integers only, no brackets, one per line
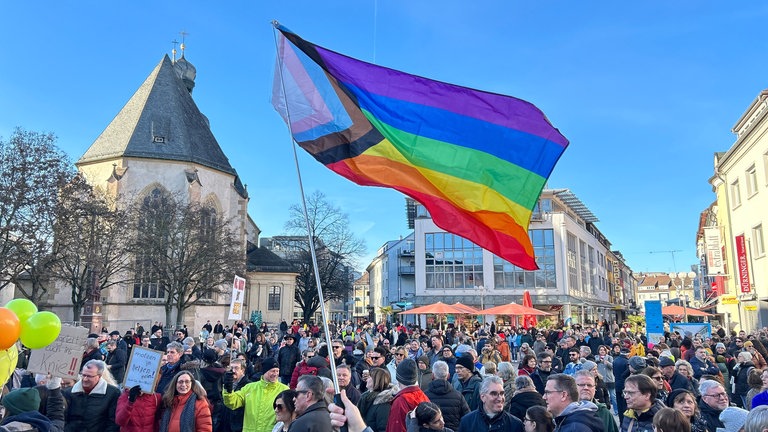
518,354,537,377
666,389,708,432
159,370,212,432
271,389,297,432
358,368,396,432
523,405,554,432
653,407,691,432
406,401,453,432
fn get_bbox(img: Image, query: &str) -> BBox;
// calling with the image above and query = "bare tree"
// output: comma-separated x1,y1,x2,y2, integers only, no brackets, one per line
0,128,73,300
49,175,133,321
283,191,366,322
128,191,245,327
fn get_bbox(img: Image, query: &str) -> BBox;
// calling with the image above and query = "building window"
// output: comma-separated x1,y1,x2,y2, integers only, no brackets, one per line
268,286,281,310
567,232,578,291
731,179,742,207
579,240,588,293
754,225,765,257
492,229,556,290
424,233,483,290
746,165,758,197
133,188,169,300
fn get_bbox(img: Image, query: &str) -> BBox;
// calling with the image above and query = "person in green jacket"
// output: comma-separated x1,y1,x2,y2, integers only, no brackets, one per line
575,371,618,432
223,357,288,432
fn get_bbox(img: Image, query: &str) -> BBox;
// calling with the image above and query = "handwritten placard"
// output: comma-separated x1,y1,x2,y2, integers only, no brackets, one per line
124,346,163,393
27,325,89,379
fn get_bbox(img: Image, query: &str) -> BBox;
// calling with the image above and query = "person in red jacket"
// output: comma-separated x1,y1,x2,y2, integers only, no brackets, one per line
116,385,162,432
158,370,212,432
290,349,319,389
386,359,430,432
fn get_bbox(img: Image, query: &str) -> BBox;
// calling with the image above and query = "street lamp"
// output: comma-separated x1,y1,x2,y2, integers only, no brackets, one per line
669,271,696,323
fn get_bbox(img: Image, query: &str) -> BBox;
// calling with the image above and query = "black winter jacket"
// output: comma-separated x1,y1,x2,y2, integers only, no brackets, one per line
424,380,469,431
457,408,524,432
63,379,120,432
506,390,546,421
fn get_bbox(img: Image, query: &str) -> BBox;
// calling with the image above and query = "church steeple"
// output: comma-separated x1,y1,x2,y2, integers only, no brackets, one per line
172,31,195,93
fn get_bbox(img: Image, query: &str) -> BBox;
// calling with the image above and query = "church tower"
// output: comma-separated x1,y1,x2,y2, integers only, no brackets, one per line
70,47,253,330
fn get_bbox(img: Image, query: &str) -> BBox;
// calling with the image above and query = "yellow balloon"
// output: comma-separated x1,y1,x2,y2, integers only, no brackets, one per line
0,345,19,387
20,312,61,349
5,299,37,323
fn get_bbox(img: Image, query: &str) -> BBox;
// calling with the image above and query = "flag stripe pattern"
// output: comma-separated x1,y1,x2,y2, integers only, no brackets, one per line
272,25,569,270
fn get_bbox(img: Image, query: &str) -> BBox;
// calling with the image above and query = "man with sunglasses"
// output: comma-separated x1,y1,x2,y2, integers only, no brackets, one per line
355,347,387,392
457,376,523,432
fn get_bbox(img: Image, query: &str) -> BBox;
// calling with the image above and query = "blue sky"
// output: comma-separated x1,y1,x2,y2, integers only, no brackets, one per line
1,2,764,275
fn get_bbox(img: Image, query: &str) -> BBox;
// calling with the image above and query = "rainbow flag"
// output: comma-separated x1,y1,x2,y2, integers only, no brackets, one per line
271,24,568,270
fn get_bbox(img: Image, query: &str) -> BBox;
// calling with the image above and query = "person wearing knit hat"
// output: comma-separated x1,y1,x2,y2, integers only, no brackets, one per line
416,354,434,389
2,377,65,430
629,355,647,372
454,354,482,411
717,406,749,432
387,358,430,432
223,350,288,432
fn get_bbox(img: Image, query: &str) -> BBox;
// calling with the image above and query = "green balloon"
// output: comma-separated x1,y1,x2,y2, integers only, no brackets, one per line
5,299,37,323
20,311,61,349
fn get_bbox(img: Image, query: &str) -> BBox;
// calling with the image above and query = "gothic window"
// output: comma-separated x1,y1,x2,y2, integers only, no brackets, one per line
133,187,169,300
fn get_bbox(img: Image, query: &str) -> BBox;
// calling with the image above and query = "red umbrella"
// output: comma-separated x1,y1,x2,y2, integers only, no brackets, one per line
396,301,465,315
661,305,713,317
451,302,481,314
522,290,538,329
480,302,550,316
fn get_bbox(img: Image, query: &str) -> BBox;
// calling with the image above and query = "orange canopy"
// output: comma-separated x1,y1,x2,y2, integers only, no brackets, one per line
451,302,481,314
480,302,551,316
397,301,465,315
661,305,713,317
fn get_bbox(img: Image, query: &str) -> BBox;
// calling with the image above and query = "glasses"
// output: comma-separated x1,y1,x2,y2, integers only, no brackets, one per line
332,346,342,349
576,383,595,388
486,391,505,398
540,360,552,364
395,353,405,357
544,389,565,395
295,390,310,395
704,392,728,400
622,390,639,396
274,404,285,411
177,379,192,384
370,356,381,360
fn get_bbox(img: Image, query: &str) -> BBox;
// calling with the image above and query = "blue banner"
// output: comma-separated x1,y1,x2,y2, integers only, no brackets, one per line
645,300,664,346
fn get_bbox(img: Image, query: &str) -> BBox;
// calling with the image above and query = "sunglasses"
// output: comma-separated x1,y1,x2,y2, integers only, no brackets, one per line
370,356,381,360
274,403,285,411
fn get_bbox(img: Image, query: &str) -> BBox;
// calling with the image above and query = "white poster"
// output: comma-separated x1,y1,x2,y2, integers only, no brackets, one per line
228,275,246,320
704,227,725,275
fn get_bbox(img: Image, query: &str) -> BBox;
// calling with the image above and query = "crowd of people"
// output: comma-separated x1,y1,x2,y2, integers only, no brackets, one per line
5,318,768,432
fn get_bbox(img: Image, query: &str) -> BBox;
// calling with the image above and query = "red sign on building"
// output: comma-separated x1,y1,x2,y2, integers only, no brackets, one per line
735,235,751,293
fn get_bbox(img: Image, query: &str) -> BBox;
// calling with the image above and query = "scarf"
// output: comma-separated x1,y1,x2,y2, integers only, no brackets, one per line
160,392,197,432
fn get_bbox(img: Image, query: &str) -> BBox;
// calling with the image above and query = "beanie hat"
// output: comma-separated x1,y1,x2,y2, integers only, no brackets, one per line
109,330,121,336
396,358,418,385
418,355,430,368
718,407,749,432
581,360,597,371
659,356,675,368
629,356,646,371
744,341,754,348
2,387,41,415
202,348,218,364
261,357,279,372
716,343,726,350
214,339,228,350
666,389,694,408
456,354,475,372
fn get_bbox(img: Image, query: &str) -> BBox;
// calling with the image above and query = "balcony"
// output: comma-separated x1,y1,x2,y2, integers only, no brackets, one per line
399,266,415,275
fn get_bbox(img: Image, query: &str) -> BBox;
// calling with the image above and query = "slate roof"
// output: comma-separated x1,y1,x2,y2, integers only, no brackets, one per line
77,55,247,197
247,243,296,273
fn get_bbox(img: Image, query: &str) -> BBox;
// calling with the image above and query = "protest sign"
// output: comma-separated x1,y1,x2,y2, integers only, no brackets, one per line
124,346,163,393
27,325,89,379
228,275,246,320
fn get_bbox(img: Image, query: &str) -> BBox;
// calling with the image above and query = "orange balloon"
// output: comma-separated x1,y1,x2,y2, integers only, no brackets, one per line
0,308,20,350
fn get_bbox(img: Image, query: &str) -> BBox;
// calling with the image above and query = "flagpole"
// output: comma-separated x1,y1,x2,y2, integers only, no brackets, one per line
272,21,341,396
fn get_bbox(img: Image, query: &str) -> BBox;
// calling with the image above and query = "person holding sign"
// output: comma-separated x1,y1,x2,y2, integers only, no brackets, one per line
158,370,212,432
116,385,162,432
223,357,287,432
